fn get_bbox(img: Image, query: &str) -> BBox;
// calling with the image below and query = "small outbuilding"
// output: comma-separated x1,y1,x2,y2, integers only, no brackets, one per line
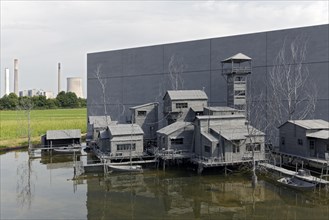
279,120,329,159
41,129,81,148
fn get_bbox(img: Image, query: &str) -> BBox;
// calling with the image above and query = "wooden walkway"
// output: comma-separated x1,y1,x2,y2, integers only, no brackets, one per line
259,163,329,185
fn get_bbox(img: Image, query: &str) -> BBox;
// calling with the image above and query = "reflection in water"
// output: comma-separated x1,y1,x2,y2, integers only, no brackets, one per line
16,158,35,209
84,170,329,220
1,151,329,220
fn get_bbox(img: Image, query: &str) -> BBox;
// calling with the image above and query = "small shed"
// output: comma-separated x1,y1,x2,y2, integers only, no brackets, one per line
41,129,81,148
279,120,329,159
86,116,117,143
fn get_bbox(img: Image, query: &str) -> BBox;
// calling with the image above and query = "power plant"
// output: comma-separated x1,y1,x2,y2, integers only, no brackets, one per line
67,77,83,98
4,68,10,95
14,59,18,96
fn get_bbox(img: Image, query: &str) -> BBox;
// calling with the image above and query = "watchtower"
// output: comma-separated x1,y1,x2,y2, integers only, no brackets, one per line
221,53,252,112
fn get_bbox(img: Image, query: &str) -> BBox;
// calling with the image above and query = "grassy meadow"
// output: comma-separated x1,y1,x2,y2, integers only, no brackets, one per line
0,108,87,148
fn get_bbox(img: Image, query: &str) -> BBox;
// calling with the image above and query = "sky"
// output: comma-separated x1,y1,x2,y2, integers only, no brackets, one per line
1,1,328,98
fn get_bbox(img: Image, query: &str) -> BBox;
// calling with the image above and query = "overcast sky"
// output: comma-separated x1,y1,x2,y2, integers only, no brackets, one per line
1,1,328,98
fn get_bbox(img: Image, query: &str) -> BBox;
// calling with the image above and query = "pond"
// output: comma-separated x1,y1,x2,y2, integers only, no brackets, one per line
1,150,329,219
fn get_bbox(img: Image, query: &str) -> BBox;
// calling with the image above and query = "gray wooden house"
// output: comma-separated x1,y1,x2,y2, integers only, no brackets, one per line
41,129,81,148
194,114,265,163
163,90,208,125
86,116,117,144
130,102,159,145
279,120,329,159
157,121,194,152
97,124,144,157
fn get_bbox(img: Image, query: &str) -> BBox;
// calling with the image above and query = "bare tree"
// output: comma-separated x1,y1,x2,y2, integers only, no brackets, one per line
267,35,317,144
168,55,185,90
17,97,34,151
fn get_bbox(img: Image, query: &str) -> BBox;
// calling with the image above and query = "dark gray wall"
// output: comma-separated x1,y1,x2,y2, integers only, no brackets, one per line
87,24,329,123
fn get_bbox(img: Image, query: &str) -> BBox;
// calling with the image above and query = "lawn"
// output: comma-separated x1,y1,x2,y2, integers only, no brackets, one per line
0,108,87,148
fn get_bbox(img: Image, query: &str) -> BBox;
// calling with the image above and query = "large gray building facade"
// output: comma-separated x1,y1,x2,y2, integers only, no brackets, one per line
87,24,329,125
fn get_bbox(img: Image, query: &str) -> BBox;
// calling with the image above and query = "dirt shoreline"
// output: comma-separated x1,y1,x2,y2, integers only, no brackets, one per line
0,145,28,152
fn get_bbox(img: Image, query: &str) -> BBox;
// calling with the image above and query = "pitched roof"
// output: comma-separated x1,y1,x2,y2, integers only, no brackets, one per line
157,121,192,135
204,106,240,112
201,131,218,142
306,130,329,140
281,120,329,130
129,102,159,110
88,116,112,128
210,124,264,141
164,90,208,101
108,124,143,136
221,53,252,63
46,129,81,140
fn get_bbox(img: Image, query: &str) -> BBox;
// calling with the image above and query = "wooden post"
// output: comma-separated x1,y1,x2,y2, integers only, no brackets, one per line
163,160,166,171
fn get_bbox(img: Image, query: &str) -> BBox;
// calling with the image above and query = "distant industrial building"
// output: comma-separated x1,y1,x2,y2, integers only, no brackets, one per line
19,89,54,99
67,77,83,98
4,68,10,95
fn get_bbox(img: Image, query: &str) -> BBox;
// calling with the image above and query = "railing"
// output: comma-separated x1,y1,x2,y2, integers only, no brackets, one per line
222,67,251,74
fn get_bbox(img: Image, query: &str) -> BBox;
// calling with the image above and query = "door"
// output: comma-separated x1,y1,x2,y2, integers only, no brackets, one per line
309,140,316,157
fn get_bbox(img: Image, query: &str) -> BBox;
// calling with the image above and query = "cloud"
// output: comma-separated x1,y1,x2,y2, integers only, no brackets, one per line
0,1,328,97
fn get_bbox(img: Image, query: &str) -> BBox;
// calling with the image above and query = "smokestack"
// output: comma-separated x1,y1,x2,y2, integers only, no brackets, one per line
5,68,10,95
14,59,18,95
58,63,61,94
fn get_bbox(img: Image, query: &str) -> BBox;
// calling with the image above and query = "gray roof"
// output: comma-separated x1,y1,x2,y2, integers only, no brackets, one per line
46,129,81,140
130,102,159,110
282,120,329,130
88,116,112,128
306,130,329,140
157,121,192,135
196,114,245,120
204,106,240,112
210,124,264,141
221,53,252,63
164,90,208,101
201,132,218,142
99,130,110,139
108,124,144,136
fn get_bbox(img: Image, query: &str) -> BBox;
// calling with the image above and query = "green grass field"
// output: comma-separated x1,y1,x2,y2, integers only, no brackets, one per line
0,108,87,148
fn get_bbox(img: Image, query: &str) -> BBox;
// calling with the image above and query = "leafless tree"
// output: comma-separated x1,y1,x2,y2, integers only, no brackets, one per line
94,64,111,125
17,97,34,151
168,55,185,90
267,35,317,144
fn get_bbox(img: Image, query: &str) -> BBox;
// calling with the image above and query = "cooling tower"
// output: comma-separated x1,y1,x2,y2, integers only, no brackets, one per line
67,77,83,98
14,59,18,95
5,68,10,95
58,63,61,94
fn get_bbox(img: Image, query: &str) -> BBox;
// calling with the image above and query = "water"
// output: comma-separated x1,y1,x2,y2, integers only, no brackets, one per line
1,150,329,220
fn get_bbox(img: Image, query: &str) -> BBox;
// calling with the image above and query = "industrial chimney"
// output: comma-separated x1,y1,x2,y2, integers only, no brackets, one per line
14,59,18,95
5,68,10,95
58,63,61,94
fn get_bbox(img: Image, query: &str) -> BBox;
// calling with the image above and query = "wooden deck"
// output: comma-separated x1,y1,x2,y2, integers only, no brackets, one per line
259,163,329,185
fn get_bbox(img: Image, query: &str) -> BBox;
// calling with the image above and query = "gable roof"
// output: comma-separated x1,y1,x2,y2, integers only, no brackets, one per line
46,129,81,140
108,124,143,136
204,106,240,112
280,120,329,130
221,53,252,63
210,123,264,141
163,90,208,101
157,121,192,135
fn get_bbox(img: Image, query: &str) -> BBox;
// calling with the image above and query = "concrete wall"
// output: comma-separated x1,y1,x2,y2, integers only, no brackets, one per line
87,24,329,125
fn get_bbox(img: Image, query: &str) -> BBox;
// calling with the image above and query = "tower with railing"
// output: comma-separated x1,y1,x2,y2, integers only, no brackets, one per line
221,53,252,112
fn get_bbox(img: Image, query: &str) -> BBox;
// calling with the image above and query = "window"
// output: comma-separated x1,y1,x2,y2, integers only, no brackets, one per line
281,137,285,146
309,140,315,149
234,90,246,96
298,139,303,146
326,144,329,152
204,145,211,153
171,138,183,145
176,103,188,109
232,142,240,153
246,143,261,152
137,111,147,116
117,144,136,151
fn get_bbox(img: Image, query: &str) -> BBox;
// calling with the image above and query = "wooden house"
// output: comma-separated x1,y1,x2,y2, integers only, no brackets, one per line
163,90,208,125
279,120,329,159
97,124,144,157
